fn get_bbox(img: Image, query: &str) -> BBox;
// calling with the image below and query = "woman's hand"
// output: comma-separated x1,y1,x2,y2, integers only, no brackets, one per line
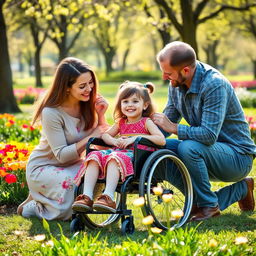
95,95,108,116
90,124,109,138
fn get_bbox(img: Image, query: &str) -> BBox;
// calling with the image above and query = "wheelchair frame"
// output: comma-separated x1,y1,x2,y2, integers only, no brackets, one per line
70,137,193,235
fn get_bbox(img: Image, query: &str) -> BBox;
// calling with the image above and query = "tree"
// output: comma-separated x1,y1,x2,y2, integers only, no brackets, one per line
146,0,255,56
19,0,90,62
144,2,174,47
235,7,256,78
7,0,49,87
199,13,230,68
0,0,20,113
89,1,129,75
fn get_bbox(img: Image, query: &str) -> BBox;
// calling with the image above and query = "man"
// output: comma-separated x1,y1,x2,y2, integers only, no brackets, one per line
153,41,255,221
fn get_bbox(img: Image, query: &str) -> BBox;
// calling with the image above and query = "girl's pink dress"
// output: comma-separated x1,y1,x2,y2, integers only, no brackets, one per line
74,117,150,185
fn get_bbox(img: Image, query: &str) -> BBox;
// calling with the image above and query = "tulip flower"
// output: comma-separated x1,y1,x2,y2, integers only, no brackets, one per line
133,197,145,207
142,215,154,225
152,186,163,196
208,238,218,247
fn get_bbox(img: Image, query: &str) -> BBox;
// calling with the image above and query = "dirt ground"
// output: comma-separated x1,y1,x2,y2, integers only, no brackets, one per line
0,204,17,215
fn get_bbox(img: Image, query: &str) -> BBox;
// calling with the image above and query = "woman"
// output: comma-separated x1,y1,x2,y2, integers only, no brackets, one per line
17,57,109,220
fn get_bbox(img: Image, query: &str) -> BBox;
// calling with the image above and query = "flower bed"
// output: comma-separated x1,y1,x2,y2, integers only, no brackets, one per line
14,87,46,104
231,80,256,89
0,142,34,204
0,113,41,144
0,114,40,205
246,116,256,143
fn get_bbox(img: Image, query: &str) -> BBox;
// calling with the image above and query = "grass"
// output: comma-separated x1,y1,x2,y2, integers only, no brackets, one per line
1,80,256,255
13,72,255,89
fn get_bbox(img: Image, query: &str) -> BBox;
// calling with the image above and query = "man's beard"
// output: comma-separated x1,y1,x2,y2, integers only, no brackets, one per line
170,72,186,88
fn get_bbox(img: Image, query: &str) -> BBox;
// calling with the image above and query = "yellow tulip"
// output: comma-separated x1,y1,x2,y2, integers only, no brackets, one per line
162,194,173,203
208,238,218,247
150,227,162,234
142,215,154,225
152,186,163,196
235,236,248,245
171,209,184,220
133,197,145,207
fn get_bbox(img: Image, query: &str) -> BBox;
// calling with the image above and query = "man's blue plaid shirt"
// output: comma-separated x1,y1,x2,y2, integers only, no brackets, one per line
164,61,256,156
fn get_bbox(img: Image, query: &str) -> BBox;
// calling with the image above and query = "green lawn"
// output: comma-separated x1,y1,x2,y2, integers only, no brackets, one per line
1,82,256,255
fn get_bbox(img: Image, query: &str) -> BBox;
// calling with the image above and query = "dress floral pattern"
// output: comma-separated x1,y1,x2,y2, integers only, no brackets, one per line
25,107,90,220
74,117,150,185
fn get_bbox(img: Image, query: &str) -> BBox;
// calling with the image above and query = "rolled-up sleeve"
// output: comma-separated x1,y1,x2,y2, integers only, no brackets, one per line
42,108,79,163
162,86,182,137
177,80,228,145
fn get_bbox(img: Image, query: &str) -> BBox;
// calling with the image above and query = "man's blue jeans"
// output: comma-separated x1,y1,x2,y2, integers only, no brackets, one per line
165,139,254,210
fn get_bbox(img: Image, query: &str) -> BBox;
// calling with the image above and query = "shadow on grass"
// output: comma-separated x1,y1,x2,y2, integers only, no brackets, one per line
20,215,148,245
187,211,256,233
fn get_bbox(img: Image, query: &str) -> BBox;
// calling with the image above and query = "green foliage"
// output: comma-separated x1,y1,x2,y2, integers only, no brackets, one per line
36,222,256,256
235,88,256,108
19,94,36,104
99,70,162,82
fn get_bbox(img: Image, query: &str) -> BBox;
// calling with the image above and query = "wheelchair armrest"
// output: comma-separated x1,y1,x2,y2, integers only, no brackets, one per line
86,137,113,152
133,136,165,150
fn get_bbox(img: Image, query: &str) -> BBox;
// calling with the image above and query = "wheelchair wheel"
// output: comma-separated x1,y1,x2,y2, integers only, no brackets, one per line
121,216,135,235
83,192,121,229
70,216,85,232
139,149,193,230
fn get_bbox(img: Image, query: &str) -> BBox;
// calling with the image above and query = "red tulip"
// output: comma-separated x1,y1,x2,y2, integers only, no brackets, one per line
5,174,17,184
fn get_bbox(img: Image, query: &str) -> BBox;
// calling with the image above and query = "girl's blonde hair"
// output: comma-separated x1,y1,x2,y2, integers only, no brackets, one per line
114,81,155,122
32,57,98,131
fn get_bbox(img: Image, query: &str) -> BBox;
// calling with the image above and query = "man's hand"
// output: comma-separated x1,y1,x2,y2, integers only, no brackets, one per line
152,113,178,134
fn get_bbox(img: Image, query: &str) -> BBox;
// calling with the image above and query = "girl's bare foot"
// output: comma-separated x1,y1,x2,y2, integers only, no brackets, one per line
17,194,33,215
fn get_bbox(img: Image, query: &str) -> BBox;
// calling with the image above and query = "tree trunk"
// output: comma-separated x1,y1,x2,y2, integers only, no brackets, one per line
180,0,198,56
121,46,130,71
0,0,20,113
253,60,256,80
58,44,68,62
204,40,219,68
30,23,43,87
35,47,43,87
104,49,115,76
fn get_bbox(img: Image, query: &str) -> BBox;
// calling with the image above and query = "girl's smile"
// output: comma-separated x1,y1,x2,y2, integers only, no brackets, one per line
121,94,148,122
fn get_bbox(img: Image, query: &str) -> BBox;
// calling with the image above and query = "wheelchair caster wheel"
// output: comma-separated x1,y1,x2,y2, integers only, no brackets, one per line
121,217,135,235
70,217,85,232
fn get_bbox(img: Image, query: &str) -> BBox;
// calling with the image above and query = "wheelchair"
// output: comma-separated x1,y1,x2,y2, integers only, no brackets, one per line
70,137,193,235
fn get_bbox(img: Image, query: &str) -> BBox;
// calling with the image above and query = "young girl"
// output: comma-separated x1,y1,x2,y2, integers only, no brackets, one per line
72,81,165,213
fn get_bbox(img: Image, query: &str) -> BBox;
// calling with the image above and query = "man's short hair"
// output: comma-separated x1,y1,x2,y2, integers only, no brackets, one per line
157,41,196,68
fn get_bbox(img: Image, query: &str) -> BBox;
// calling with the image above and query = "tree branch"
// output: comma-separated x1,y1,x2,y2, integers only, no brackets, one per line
154,0,182,34
194,0,209,21
198,3,256,24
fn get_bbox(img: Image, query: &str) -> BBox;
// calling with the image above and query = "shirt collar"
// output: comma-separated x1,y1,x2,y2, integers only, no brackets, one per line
188,61,203,94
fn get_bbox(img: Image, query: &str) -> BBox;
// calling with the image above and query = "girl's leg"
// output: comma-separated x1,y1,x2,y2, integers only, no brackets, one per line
103,159,120,200
82,160,100,199
93,159,120,213
72,160,100,212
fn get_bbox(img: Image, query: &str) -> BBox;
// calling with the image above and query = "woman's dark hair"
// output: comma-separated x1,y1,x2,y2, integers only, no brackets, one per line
114,81,155,122
32,57,98,130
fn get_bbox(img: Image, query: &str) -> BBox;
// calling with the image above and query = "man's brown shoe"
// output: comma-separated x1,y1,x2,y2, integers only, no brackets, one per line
190,205,199,216
72,194,93,212
93,194,116,213
238,177,255,211
190,206,220,222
